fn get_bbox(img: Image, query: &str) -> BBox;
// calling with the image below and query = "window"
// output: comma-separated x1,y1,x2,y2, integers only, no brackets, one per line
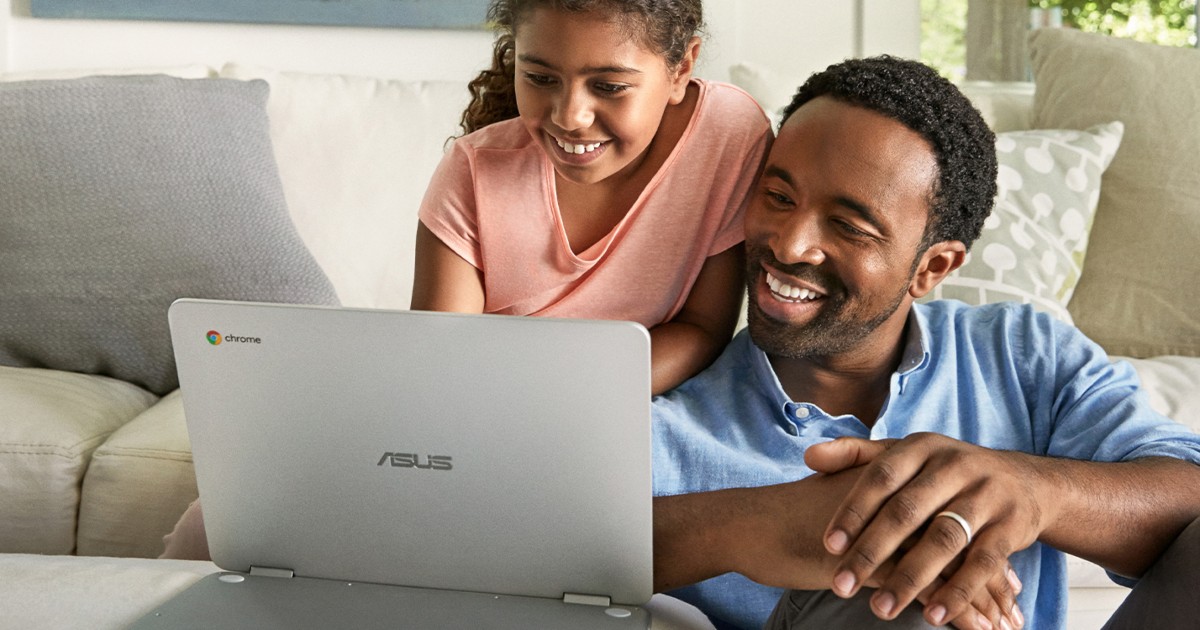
922,0,1198,81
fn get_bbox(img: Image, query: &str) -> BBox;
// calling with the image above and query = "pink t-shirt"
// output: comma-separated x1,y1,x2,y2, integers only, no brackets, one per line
418,79,772,328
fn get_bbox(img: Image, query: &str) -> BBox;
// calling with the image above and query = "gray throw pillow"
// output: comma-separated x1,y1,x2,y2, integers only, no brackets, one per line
0,75,339,395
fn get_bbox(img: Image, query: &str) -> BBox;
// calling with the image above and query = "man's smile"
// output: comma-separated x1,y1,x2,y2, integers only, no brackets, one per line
765,270,825,303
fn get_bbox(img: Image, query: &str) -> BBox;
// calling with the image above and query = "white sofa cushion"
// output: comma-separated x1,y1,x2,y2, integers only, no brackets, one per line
218,63,470,309
0,367,156,554
1122,356,1200,430
956,81,1035,133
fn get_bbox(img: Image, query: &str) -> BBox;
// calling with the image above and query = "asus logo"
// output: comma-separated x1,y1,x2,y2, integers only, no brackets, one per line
377,452,453,471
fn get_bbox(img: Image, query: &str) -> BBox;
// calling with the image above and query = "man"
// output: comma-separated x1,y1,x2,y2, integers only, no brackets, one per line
649,56,1200,630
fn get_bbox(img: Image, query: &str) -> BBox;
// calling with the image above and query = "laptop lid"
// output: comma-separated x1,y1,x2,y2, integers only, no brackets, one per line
166,299,653,606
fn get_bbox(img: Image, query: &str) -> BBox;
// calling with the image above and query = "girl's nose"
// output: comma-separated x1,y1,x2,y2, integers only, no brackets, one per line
551,87,594,132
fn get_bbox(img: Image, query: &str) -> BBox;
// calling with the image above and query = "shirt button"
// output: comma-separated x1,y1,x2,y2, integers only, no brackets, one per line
786,424,799,436
794,407,810,419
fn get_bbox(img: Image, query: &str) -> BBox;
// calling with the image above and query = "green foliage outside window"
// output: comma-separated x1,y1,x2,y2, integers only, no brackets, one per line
1031,0,1198,46
921,0,969,81
922,0,1197,80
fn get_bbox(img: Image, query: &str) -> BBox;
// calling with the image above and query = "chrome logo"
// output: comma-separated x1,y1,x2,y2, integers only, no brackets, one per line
206,330,222,346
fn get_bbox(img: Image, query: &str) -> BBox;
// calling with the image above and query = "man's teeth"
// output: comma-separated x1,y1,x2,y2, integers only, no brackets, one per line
555,138,602,155
766,272,820,301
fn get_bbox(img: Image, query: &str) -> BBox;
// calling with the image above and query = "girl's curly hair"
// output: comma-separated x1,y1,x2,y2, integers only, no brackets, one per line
459,0,703,135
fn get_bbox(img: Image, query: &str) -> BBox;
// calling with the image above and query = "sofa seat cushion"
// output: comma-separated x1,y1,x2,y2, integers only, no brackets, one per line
77,391,196,558
0,367,156,554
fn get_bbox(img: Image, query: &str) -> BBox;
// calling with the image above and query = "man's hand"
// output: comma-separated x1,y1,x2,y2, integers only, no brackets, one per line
654,437,1021,630
808,434,1048,627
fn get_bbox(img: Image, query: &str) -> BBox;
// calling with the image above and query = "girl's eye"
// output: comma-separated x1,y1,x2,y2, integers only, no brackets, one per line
524,73,556,87
594,82,630,95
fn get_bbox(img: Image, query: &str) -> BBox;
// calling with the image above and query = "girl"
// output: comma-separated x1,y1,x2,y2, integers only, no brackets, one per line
160,0,770,562
411,0,772,394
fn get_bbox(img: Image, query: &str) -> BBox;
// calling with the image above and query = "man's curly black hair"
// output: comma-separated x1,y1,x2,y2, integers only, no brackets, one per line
780,56,997,250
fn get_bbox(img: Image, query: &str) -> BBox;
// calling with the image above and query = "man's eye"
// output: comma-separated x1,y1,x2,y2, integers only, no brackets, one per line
835,220,871,239
764,190,793,206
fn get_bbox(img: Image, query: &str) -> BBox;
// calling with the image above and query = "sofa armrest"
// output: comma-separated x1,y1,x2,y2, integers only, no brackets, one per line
1118,355,1200,431
0,367,156,554
78,391,197,558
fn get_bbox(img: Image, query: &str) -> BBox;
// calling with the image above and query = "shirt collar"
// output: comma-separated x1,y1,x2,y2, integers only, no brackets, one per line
899,304,932,376
743,332,794,415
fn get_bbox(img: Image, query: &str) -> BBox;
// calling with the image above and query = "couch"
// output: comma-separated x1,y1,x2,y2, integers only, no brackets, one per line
2,27,1198,628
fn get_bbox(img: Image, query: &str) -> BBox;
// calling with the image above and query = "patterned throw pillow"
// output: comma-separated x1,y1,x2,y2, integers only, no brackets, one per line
921,122,1124,323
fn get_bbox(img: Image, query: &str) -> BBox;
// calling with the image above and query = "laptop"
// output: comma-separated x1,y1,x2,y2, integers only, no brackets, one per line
132,298,653,629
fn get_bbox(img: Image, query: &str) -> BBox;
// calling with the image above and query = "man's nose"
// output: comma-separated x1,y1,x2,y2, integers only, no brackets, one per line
771,212,827,266
552,86,594,132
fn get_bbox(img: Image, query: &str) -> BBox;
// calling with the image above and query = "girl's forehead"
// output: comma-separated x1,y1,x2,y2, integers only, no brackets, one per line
514,6,654,54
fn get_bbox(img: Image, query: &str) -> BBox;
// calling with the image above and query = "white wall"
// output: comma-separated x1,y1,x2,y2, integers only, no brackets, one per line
0,0,496,82
1,0,918,83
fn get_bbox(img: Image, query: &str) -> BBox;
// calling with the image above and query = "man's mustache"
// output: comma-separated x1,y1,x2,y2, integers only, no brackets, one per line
746,245,843,295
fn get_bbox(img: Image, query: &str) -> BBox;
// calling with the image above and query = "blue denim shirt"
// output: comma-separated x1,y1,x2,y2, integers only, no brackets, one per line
652,300,1200,630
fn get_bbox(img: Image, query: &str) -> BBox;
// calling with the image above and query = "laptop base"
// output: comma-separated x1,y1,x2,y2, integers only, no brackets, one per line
130,571,651,629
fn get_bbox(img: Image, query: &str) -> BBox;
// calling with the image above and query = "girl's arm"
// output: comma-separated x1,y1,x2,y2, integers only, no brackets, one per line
649,244,745,395
410,222,485,312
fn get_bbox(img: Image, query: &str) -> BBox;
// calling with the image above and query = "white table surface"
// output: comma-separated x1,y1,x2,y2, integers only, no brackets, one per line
0,553,715,629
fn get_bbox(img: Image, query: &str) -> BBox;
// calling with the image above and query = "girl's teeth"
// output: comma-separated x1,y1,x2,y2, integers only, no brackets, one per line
556,138,601,154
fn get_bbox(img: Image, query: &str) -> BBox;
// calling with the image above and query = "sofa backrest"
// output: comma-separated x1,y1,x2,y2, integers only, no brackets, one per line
956,81,1035,132
217,64,470,310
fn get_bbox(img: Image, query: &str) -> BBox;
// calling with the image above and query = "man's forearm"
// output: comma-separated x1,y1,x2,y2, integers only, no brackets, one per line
652,489,741,592
1035,455,1200,578
652,478,850,593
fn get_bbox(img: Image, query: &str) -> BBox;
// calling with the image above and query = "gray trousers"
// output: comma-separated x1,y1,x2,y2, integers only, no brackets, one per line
766,516,1200,629
765,588,935,629
1103,515,1200,630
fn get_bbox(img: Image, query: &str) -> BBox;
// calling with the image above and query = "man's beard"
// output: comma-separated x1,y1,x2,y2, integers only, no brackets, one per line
745,246,912,360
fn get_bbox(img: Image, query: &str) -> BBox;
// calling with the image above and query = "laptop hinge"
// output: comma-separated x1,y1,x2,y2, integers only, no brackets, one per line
249,566,295,579
562,593,612,607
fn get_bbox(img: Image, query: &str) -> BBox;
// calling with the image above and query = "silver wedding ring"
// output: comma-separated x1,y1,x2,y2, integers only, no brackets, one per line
935,510,973,545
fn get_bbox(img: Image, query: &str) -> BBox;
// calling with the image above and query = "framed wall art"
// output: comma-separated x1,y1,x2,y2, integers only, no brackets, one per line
29,0,492,29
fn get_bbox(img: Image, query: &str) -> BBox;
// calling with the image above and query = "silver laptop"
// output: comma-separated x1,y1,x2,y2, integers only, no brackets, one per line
133,298,653,629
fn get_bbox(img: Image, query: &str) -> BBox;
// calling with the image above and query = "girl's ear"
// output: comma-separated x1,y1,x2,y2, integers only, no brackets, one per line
668,37,702,105
908,240,966,299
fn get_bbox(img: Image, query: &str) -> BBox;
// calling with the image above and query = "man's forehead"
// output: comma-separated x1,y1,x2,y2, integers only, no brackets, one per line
770,97,938,191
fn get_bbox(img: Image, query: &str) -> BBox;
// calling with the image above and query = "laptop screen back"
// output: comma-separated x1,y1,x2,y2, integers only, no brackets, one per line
168,299,653,605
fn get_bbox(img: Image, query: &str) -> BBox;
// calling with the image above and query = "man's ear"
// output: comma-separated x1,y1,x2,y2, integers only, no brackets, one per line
909,240,966,299
668,37,702,105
